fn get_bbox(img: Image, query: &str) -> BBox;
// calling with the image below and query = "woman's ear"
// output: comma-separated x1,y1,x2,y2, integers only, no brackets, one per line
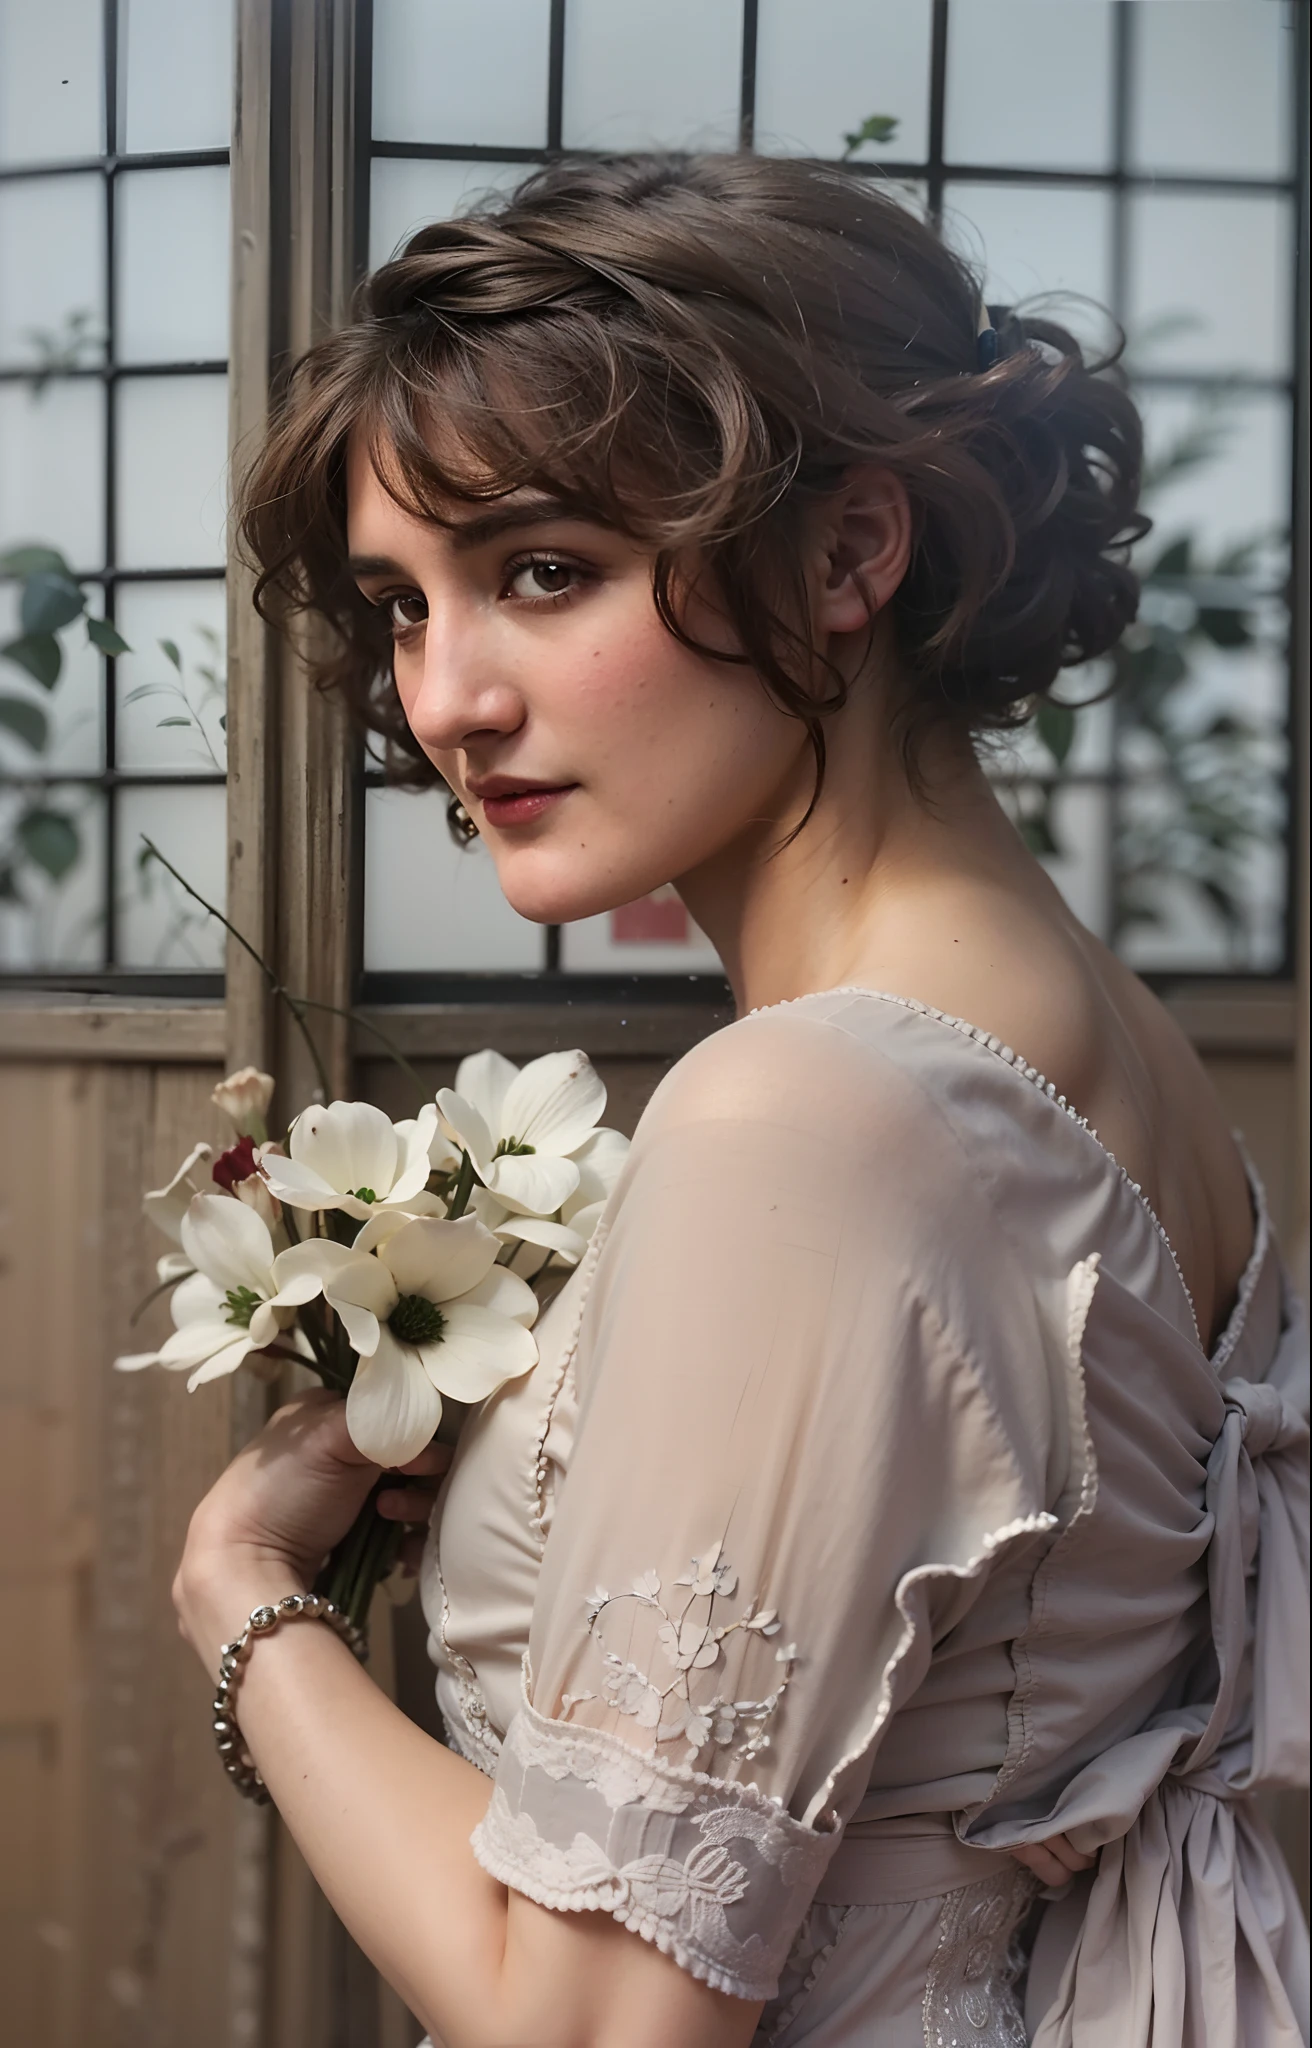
811,467,913,637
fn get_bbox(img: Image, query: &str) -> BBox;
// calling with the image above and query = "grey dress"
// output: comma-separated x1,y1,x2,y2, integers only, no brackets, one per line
420,990,1310,2045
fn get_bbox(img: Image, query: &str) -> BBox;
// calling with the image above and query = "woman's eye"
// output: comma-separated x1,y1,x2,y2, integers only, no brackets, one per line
506,558,579,601
387,593,427,634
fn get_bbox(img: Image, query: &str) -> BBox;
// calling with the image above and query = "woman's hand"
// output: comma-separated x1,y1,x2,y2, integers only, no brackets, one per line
172,1390,449,1669
1007,1832,1097,1889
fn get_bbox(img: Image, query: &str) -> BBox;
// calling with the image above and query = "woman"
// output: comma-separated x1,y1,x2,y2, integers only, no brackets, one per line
180,156,1308,2045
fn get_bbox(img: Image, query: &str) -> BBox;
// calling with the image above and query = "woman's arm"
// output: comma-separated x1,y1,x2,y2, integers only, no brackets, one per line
174,1394,761,2048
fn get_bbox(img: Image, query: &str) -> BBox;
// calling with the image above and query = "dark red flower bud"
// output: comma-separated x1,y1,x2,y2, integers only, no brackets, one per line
212,1134,259,1193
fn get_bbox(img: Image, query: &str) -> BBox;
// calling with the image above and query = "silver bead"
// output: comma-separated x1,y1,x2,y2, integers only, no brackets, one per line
249,1605,278,1633
279,1594,305,1616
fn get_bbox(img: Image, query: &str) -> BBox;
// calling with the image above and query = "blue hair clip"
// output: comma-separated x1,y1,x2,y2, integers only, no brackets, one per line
976,325,999,370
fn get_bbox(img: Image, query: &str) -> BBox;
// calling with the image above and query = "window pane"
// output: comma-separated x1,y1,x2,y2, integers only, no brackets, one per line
369,158,526,270
373,0,551,147
364,786,543,971
943,182,1112,314
562,0,742,152
0,173,104,370
0,782,105,968
945,0,1113,171
1116,776,1286,975
0,379,106,570
560,896,724,974
114,581,226,774
754,0,931,163
0,576,103,775
1127,193,1292,381
117,166,229,365
121,0,233,154
1138,388,1291,561
996,779,1112,944
114,374,228,570
116,781,226,969
1131,0,1292,179
0,0,102,167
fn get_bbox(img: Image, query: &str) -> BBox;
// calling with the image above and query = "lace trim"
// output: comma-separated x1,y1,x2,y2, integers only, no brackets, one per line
471,1695,838,2002
531,1219,609,1545
428,1553,501,1772
922,1865,1036,2048
744,985,1202,1347
756,1902,854,2044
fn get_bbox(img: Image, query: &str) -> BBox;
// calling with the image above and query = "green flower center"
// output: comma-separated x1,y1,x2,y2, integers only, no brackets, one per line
493,1137,535,1158
224,1285,262,1329
388,1293,447,1347
350,1185,378,1203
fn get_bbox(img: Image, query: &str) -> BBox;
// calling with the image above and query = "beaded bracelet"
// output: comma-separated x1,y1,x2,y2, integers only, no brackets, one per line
213,1592,368,1803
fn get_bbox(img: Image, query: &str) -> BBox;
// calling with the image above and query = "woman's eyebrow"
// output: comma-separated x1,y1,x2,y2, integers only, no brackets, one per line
347,501,604,579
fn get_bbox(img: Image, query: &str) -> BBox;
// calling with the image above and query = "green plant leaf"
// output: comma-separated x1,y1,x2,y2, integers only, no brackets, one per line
86,616,130,656
840,112,899,158
1,632,62,689
17,806,80,881
156,715,193,727
1196,606,1251,649
159,638,182,672
0,694,49,750
21,570,84,635
1035,699,1077,769
123,683,171,704
1019,809,1061,857
0,544,72,580
1151,537,1192,578
0,864,20,902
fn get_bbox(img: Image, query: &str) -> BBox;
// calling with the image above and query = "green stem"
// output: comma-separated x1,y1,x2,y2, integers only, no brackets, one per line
446,1149,478,1220
290,994,427,1108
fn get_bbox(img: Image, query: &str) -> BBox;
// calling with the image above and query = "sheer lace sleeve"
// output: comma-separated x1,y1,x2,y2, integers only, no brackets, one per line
470,1005,1060,1998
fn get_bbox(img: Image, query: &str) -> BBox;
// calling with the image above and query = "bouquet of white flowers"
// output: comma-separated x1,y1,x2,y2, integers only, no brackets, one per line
116,1046,628,1633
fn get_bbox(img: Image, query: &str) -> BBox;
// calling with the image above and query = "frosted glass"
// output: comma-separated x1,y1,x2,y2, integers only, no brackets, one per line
373,0,551,147
116,781,226,969
0,576,104,774
117,165,230,364
986,679,1116,782
114,374,228,569
1127,194,1292,380
364,785,544,970
946,1,1113,171
1131,1,1292,179
562,0,742,152
754,0,931,163
994,779,1111,942
1116,779,1285,975
114,580,226,773
121,0,233,154
0,0,102,166
943,182,1112,320
0,782,105,968
560,897,723,974
0,173,104,369
1138,389,1290,561
369,157,525,270
0,380,106,569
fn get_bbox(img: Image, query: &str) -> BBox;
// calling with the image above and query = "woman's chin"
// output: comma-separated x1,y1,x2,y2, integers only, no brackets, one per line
494,856,673,930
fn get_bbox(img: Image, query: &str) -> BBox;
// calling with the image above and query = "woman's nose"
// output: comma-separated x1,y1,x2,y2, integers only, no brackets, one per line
405,608,524,754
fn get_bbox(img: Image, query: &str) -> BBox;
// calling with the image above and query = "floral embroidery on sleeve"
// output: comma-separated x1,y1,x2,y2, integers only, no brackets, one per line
569,1542,797,1765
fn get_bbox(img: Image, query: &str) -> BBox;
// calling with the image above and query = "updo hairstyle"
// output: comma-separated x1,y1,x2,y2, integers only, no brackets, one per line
239,152,1147,792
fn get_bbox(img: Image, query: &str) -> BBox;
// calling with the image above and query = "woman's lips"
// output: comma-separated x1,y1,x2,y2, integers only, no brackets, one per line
478,785,576,828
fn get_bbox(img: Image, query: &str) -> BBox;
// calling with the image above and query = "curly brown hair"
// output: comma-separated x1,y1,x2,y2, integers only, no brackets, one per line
238,152,1147,801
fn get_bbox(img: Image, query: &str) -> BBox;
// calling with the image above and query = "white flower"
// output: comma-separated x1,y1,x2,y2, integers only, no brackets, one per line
258,1099,442,1222
114,1194,314,1391
437,1049,606,1218
141,1140,214,1281
274,1213,538,1465
211,1066,275,1138
676,1542,738,1600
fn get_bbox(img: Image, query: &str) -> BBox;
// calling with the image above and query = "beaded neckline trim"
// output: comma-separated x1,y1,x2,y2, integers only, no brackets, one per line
745,984,1207,1350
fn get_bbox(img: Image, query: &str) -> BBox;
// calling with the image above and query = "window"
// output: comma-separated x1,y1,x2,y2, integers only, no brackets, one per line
362,0,1304,998
0,0,231,989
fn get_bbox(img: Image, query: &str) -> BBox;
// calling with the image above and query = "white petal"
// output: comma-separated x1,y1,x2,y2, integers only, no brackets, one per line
158,1317,246,1369
114,1349,162,1372
272,1240,396,1345
564,1126,630,1207
247,1301,282,1348
186,1337,255,1391
453,1264,540,1327
155,1249,195,1284
170,1268,226,1329
419,1303,538,1402
453,1049,518,1135
327,1291,382,1358
345,1334,443,1465
180,1193,276,1295
257,1149,347,1212
143,1140,215,1243
351,1193,446,1254
435,1088,495,1176
380,1215,499,1302
500,1051,606,1159
556,1199,604,1245
388,1102,440,1204
487,1151,579,1217
492,1213,587,1266
290,1099,397,1201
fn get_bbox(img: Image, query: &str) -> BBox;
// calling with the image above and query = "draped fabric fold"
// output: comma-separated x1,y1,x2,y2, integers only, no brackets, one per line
1027,1290,1310,2046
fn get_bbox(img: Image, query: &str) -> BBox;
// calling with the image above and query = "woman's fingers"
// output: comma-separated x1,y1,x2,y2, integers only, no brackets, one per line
376,1484,439,1522
1008,1834,1097,1887
396,1442,452,1478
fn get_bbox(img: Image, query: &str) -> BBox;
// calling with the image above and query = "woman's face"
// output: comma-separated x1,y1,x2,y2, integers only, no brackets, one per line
346,438,815,926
